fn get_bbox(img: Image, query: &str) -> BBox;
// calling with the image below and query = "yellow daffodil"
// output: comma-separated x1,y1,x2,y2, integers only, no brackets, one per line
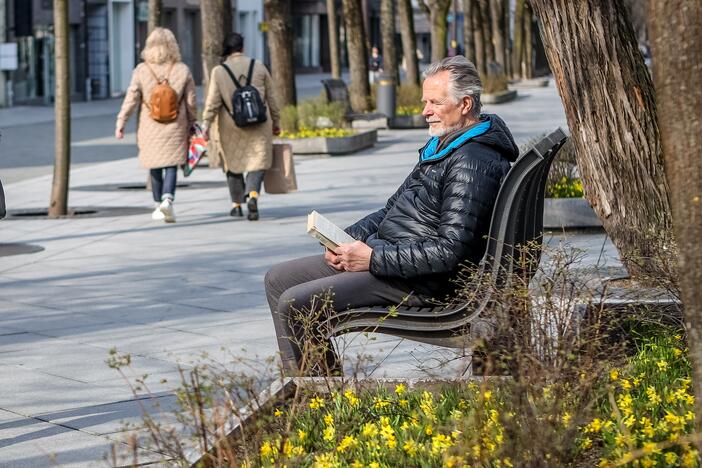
309,396,325,410
395,383,406,395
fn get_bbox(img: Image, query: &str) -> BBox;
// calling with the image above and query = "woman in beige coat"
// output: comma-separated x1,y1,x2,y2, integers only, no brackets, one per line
202,33,280,221
115,27,197,223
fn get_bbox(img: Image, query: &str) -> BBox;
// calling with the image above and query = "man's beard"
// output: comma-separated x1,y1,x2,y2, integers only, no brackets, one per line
428,122,465,137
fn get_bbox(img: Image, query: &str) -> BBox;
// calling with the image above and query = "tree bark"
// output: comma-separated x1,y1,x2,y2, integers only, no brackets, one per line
462,0,476,63
512,0,525,79
647,0,702,436
326,0,342,78
201,0,232,93
342,0,370,112
264,0,297,107
49,0,70,218
479,0,495,68
528,0,672,279
502,0,511,77
423,0,452,62
398,0,420,85
472,0,487,76
523,3,533,78
489,0,506,72
380,0,398,82
148,0,162,34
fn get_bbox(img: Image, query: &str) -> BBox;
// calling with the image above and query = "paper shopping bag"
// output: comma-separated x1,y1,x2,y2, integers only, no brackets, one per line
264,143,298,194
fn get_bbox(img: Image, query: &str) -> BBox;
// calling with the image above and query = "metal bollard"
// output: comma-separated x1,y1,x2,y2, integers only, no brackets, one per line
376,73,396,119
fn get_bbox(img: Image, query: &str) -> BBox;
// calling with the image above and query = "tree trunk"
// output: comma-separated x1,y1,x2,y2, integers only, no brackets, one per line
472,0,487,75
380,0,398,82
148,0,162,34
523,3,533,78
201,0,232,93
398,0,420,85
326,0,342,79
647,0,702,436
342,0,370,112
425,0,452,62
502,0,511,77
479,0,495,68
512,0,525,79
264,0,297,107
489,0,506,72
462,0,476,63
49,0,70,218
528,0,672,279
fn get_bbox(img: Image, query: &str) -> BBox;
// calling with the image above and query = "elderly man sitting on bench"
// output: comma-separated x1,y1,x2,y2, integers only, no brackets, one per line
265,56,519,375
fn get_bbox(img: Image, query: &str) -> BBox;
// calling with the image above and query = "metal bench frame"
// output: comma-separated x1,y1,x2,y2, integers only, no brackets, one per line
322,128,569,349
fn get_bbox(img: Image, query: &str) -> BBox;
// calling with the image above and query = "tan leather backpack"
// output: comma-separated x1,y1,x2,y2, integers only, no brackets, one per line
145,63,179,123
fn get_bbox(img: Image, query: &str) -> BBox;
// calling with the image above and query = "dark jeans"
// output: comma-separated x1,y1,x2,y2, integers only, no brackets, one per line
150,166,177,202
226,170,265,203
264,254,427,374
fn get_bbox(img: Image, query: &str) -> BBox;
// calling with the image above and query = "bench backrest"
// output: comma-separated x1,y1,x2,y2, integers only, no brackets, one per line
321,78,353,115
482,128,568,285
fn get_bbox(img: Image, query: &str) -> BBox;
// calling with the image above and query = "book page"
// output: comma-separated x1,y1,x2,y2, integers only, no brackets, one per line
307,211,355,249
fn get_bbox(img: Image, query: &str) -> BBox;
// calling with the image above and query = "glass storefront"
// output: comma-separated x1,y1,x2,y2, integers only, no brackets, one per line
293,14,320,68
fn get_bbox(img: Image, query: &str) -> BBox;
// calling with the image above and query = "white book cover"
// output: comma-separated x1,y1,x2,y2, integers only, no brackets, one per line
307,211,355,250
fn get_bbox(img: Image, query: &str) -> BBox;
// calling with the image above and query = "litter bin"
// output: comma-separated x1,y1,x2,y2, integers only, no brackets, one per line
376,73,396,119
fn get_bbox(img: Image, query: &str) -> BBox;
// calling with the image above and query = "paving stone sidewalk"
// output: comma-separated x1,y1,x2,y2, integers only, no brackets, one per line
0,83,621,466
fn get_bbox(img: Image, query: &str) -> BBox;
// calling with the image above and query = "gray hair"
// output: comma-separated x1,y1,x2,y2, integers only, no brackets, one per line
423,56,482,119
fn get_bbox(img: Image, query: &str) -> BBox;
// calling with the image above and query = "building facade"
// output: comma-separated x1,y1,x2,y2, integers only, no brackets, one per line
0,0,265,107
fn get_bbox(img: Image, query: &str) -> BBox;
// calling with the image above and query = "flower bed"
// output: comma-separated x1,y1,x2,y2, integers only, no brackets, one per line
482,89,518,104
276,129,377,156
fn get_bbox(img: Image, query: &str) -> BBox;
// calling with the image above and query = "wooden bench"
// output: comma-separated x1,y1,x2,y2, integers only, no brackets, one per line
321,128,569,352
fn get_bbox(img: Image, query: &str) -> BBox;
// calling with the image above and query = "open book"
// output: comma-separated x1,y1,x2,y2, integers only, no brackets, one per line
307,211,356,250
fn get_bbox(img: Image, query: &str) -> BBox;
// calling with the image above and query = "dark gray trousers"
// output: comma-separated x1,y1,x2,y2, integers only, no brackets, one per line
226,170,265,203
264,254,427,373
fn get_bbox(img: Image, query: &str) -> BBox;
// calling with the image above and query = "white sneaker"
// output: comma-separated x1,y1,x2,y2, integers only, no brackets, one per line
159,199,176,223
151,206,165,221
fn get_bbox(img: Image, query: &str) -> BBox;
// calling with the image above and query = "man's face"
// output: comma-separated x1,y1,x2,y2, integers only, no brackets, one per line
421,70,473,137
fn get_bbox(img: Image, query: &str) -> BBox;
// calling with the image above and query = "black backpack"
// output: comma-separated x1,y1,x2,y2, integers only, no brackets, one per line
222,60,268,127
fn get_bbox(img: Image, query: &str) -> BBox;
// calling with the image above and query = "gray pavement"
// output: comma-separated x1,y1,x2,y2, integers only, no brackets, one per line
0,82,622,466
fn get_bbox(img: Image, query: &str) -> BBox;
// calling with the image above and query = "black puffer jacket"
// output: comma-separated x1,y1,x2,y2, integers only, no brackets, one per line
345,114,519,297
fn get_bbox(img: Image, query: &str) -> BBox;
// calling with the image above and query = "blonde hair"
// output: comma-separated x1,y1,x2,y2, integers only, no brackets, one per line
141,28,181,64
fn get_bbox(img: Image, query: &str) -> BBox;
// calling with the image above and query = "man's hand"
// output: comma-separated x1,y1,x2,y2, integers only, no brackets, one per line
334,241,372,272
202,127,210,142
272,126,281,136
324,248,344,271
115,128,124,139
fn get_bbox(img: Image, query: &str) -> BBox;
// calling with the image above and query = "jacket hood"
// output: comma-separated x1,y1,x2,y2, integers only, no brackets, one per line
470,114,519,162
419,114,520,164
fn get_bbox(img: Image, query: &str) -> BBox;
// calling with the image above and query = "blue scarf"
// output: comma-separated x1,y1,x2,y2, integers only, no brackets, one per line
420,120,491,162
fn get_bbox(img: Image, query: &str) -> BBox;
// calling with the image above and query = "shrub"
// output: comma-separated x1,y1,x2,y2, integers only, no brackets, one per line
547,176,584,198
581,331,696,467
279,105,298,134
296,97,348,131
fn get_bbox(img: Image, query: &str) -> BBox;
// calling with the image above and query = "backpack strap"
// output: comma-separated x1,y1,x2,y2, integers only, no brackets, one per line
245,59,255,86
221,63,243,89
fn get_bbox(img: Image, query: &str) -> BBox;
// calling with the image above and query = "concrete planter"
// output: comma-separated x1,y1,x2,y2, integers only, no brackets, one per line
482,89,518,104
543,197,602,229
276,129,377,155
390,114,429,129
508,77,550,89
351,114,388,130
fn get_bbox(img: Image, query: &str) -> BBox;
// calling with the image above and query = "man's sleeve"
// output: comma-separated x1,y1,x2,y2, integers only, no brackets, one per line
344,169,415,242
369,155,504,278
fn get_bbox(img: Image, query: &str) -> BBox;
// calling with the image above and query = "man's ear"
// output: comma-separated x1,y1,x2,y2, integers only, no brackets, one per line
461,96,472,116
